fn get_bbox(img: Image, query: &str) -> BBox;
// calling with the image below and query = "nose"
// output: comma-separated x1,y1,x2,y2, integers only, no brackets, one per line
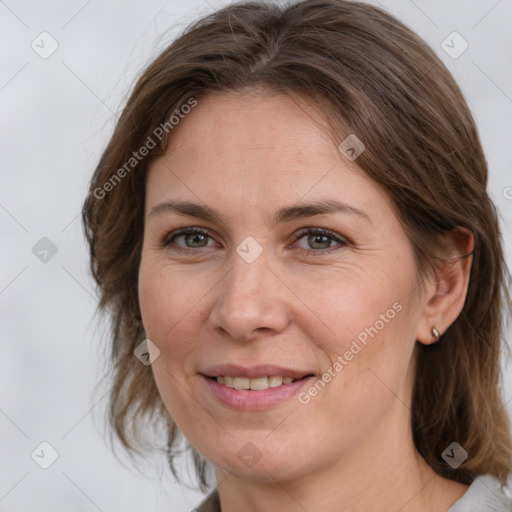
208,248,290,342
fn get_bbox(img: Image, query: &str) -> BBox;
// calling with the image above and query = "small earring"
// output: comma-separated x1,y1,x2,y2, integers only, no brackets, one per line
432,327,441,341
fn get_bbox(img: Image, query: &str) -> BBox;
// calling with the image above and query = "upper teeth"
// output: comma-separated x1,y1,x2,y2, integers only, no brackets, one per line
216,376,296,390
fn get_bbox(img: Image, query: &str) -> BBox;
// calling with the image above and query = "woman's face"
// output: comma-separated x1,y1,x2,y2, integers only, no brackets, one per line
139,91,428,481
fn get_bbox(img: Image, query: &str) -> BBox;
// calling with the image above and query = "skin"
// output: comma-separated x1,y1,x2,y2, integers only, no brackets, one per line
138,90,473,512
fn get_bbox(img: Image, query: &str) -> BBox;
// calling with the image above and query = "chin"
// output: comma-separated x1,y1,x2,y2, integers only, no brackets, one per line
208,442,312,483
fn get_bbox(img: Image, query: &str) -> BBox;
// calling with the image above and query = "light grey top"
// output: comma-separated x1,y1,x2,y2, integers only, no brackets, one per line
197,474,512,511
446,474,512,512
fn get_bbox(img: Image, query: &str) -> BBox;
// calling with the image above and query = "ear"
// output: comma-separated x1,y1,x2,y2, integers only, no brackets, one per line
415,227,474,345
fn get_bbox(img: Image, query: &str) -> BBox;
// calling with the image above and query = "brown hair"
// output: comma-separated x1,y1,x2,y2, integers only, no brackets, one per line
82,0,512,490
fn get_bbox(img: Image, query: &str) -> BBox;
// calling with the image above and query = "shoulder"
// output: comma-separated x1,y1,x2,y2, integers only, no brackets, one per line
195,488,220,512
193,477,512,512
447,474,512,512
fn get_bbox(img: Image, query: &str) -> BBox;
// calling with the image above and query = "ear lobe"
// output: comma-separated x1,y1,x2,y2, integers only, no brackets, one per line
416,227,474,346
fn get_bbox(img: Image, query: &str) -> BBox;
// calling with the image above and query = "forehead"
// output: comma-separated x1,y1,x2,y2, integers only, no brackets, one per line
167,91,337,169
145,91,388,223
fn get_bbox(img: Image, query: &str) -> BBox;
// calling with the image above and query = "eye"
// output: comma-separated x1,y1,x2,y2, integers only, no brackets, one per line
162,227,216,251
161,226,349,255
293,227,349,254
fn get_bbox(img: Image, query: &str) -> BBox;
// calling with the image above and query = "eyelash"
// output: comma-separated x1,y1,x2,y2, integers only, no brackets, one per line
161,226,350,256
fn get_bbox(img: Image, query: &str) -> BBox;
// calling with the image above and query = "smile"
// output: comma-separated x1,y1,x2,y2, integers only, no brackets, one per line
202,373,315,411
214,375,298,390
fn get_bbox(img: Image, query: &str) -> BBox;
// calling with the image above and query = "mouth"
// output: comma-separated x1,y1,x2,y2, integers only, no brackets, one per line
200,364,316,410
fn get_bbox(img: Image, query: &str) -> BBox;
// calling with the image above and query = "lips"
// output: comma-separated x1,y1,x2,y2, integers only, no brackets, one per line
202,371,316,411
200,364,315,409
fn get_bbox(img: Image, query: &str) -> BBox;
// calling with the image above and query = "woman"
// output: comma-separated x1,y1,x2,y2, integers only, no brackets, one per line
82,1,512,510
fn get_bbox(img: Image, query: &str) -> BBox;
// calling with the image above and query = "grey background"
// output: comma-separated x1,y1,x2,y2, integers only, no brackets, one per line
1,0,511,510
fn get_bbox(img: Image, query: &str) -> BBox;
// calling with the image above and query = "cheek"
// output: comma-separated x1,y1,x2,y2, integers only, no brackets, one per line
298,257,419,409
292,282,417,456
297,261,415,355
138,258,207,345
138,261,207,428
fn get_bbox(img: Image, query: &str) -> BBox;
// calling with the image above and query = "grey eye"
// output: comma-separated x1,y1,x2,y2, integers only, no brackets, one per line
181,232,209,248
294,228,347,252
296,233,334,250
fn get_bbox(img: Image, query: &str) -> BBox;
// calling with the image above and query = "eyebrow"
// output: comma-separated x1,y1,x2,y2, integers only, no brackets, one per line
148,199,371,225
